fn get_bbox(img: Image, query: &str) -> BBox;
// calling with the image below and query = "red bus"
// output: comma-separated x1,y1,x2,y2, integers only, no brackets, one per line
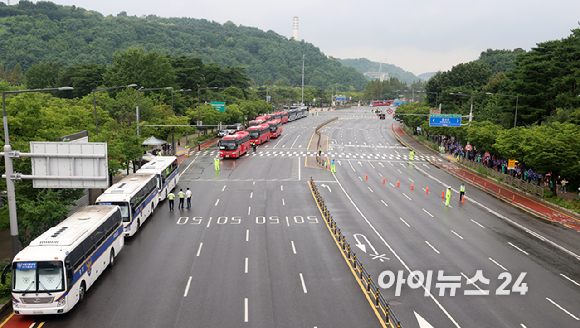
256,115,272,122
219,131,251,158
267,119,283,138
271,112,282,121
280,111,288,124
248,118,265,127
248,124,271,145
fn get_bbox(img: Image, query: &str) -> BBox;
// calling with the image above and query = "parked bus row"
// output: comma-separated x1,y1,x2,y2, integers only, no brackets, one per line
219,106,308,159
4,156,180,315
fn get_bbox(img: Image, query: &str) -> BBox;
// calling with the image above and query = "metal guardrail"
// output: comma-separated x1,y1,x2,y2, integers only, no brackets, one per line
309,177,402,327
458,157,545,198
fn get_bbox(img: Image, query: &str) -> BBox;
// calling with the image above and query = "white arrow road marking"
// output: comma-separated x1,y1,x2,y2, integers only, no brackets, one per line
378,162,384,167
321,184,332,192
358,161,362,166
353,233,388,261
415,311,435,328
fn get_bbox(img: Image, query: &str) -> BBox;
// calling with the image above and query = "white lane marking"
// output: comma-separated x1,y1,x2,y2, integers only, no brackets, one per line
196,243,203,257
348,160,356,172
471,219,485,228
403,193,412,201
368,187,374,193
244,298,249,322
246,229,249,242
379,162,384,167
281,185,283,191
214,199,219,207
222,185,226,191
299,273,308,293
489,257,508,271
416,162,580,262
388,162,394,166
397,169,402,174
460,272,485,294
408,178,414,182
381,200,388,207
389,182,395,187
369,161,375,169
183,276,192,297
245,257,248,273
546,297,580,320
560,274,580,287
286,216,290,227
250,192,253,198
423,208,434,217
400,217,410,227
425,241,440,254
253,181,255,185
358,176,363,181
521,324,527,328
451,230,464,240
180,155,198,175
206,217,212,228
291,241,297,254
335,162,461,327
282,198,285,206
508,242,529,255
298,157,301,181
248,207,251,215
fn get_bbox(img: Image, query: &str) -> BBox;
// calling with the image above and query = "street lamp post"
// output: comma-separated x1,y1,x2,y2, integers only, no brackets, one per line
426,91,438,108
3,87,73,258
170,89,192,155
197,87,219,150
485,92,519,128
137,86,173,136
93,84,137,136
301,54,305,105
449,92,473,122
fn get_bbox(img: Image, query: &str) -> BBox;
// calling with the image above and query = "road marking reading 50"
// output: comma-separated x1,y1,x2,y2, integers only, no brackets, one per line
176,216,319,225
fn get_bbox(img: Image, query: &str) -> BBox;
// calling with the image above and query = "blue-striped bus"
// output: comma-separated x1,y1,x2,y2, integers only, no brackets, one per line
137,156,179,201
96,173,158,237
8,205,124,315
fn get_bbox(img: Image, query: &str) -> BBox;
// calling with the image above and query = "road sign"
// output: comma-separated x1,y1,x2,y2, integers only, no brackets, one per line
211,101,226,112
429,114,461,127
465,144,472,151
387,108,393,114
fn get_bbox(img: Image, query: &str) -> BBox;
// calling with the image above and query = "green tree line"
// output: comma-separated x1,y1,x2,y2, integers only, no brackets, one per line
0,1,368,90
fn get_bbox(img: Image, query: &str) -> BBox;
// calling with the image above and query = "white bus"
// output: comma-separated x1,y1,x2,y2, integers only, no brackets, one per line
137,156,179,201
96,173,158,237
8,205,124,315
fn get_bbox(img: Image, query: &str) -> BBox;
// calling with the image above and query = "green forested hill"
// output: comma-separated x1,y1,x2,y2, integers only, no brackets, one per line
337,58,420,85
0,1,368,90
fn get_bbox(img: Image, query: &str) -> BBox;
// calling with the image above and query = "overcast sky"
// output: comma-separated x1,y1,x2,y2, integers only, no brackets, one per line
13,0,580,76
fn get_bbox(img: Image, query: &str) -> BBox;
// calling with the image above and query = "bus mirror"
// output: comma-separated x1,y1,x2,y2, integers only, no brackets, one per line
1,264,10,285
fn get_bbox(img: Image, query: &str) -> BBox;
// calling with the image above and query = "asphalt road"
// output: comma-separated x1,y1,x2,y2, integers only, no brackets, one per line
32,111,383,328
314,107,580,327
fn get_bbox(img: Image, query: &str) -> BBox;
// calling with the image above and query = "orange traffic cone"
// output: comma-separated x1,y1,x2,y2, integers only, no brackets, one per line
425,186,429,194
365,174,368,180
441,190,445,198
397,179,400,187
382,177,386,184
461,195,466,203
411,182,414,190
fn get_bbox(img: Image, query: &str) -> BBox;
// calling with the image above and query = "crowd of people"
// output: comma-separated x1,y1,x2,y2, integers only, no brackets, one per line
430,135,571,193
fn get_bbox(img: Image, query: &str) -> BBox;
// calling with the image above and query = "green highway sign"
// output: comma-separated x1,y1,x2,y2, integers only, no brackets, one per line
211,101,226,112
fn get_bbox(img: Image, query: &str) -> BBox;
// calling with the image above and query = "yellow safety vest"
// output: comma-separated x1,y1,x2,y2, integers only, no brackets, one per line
168,193,175,200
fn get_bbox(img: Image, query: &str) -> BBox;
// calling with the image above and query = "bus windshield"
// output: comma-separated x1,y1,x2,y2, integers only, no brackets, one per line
12,261,64,294
98,201,130,222
249,131,259,139
220,140,237,151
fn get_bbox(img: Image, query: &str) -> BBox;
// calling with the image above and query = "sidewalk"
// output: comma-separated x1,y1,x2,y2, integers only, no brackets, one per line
391,124,580,231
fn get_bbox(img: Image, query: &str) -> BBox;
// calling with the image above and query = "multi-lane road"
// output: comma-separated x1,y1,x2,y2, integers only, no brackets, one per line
6,107,580,327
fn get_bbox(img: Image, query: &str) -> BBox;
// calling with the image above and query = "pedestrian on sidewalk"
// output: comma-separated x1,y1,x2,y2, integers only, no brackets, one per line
178,189,185,209
561,178,568,193
459,183,466,201
168,191,175,211
185,187,192,209
445,186,452,207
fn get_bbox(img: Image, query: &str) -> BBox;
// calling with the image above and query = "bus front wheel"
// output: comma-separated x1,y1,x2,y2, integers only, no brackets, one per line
79,282,86,302
109,250,115,267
